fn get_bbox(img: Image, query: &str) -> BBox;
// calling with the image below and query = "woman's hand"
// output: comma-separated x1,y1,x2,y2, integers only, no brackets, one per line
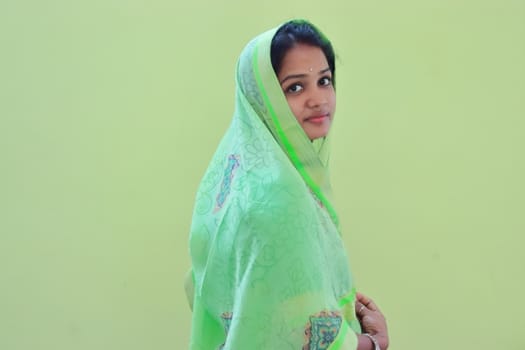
355,292,389,350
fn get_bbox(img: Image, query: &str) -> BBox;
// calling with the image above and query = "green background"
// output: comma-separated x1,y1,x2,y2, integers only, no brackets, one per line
1,0,523,349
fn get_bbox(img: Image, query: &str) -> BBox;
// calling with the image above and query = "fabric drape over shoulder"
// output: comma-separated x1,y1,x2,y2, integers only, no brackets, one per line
188,20,361,350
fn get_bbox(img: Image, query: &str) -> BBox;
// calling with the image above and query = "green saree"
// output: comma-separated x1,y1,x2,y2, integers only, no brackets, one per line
188,20,361,349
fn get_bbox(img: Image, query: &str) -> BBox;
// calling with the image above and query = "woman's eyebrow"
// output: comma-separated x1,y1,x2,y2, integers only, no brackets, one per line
279,67,331,85
279,74,306,85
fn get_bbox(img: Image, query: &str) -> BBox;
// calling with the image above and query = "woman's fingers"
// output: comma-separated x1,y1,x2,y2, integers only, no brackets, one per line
365,300,378,312
356,292,379,312
356,301,367,316
356,292,371,305
356,301,374,318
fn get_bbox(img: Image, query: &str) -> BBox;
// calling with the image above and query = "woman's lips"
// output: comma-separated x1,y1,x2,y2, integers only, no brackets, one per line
305,114,329,124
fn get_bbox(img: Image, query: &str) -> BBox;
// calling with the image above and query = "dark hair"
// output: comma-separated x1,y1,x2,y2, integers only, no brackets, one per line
270,20,335,86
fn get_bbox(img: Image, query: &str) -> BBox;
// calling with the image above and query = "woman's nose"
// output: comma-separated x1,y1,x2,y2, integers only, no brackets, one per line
306,88,327,109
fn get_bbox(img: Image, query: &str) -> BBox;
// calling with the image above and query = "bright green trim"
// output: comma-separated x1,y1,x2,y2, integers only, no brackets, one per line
338,288,357,308
328,321,349,350
252,41,339,227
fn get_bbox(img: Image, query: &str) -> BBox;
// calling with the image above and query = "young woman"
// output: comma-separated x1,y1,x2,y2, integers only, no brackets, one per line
187,20,389,350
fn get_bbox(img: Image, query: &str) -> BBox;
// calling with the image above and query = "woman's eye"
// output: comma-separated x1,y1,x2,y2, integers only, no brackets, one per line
319,76,332,86
286,84,303,93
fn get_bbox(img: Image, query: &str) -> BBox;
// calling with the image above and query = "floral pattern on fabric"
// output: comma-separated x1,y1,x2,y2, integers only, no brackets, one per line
215,155,240,211
303,311,343,350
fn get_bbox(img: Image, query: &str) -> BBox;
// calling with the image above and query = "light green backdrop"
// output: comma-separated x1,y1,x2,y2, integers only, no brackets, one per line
1,1,523,349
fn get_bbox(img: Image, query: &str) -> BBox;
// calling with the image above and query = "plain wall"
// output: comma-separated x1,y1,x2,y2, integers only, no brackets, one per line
1,0,524,349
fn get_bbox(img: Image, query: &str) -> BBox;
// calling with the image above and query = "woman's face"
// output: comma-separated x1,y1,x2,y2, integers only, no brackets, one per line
277,43,336,140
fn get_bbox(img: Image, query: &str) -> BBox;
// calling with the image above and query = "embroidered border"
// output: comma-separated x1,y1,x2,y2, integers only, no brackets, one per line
215,155,240,211
303,311,343,350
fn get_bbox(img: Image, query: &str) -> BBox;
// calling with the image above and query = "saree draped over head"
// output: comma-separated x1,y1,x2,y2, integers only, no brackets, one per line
188,20,361,350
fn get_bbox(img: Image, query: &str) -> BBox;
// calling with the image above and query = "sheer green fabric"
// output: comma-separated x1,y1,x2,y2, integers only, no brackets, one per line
188,20,361,349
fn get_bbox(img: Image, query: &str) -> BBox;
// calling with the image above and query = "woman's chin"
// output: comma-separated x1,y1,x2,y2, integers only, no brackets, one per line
304,125,331,140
